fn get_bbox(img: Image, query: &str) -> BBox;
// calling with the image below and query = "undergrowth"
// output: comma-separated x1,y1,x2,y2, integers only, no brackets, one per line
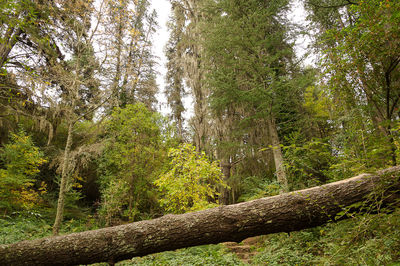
125,245,241,266
0,211,51,244
0,209,99,245
253,208,400,265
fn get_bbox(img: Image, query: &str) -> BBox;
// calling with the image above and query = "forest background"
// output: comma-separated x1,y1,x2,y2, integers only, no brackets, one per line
1,0,400,264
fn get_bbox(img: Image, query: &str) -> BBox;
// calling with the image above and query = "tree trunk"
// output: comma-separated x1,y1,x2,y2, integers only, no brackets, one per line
219,160,231,205
2,166,400,266
52,122,74,235
385,70,397,166
267,116,288,191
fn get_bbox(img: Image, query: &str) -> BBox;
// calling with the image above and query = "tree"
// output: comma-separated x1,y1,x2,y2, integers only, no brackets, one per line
99,0,159,110
0,0,62,70
0,0,68,145
201,0,296,192
1,166,399,265
305,0,400,167
0,129,47,211
0,0,99,235
0,0,161,234
165,1,186,140
167,0,211,152
49,0,105,235
154,143,226,214
98,103,166,225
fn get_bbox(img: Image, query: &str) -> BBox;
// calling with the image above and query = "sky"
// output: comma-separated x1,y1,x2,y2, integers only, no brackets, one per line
150,0,173,116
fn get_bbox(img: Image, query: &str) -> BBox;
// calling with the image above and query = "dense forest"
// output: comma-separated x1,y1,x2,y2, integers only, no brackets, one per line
0,0,400,265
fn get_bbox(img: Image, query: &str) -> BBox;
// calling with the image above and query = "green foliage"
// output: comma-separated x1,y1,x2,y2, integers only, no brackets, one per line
98,179,129,225
284,132,336,188
327,109,395,179
300,84,332,138
98,103,167,224
0,210,100,245
0,129,47,211
303,86,330,122
203,0,293,118
0,212,51,245
127,244,241,266
324,0,400,84
318,0,400,166
0,0,61,73
154,144,226,214
238,176,281,202
253,209,400,265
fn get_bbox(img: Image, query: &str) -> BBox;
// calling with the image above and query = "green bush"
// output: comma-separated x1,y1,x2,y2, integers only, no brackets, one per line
126,245,241,266
238,176,281,202
98,103,167,224
0,129,47,212
154,143,226,214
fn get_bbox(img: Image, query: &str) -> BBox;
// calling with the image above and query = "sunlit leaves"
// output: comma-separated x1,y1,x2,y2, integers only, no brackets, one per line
0,129,47,211
154,143,226,214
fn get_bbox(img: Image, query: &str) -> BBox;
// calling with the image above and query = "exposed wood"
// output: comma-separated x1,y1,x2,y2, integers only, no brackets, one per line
1,166,399,266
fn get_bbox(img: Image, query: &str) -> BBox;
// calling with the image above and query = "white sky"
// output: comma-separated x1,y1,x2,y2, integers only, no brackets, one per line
150,0,173,116
289,0,314,66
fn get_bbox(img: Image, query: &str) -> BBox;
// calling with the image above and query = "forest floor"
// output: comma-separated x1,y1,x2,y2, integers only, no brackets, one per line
224,236,261,264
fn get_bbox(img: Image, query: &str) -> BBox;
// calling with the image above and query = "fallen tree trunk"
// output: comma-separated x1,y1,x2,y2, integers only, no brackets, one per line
1,167,400,265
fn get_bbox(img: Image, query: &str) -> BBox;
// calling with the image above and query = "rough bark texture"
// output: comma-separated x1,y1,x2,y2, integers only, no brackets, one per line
220,160,232,205
1,167,400,266
267,116,288,191
52,122,74,235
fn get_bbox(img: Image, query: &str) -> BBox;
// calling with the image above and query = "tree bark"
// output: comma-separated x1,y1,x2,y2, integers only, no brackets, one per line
1,166,400,266
219,160,231,205
267,116,288,191
52,122,74,235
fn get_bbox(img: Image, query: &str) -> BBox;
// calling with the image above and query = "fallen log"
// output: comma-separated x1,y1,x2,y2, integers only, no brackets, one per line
1,166,399,265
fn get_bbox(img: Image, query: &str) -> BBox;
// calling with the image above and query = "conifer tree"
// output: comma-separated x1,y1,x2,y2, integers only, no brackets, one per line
167,0,210,152
202,0,294,192
165,1,186,139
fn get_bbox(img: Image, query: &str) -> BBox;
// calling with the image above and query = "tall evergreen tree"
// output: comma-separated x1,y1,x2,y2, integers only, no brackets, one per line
167,0,210,152
165,1,186,140
202,0,295,193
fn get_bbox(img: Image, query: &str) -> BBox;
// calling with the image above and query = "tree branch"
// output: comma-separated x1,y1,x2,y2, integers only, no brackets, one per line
306,0,359,9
